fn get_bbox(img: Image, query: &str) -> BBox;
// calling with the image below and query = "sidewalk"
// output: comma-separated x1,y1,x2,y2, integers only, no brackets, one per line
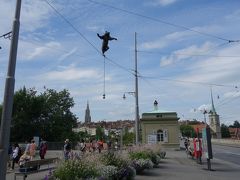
7,149,240,180
135,149,240,180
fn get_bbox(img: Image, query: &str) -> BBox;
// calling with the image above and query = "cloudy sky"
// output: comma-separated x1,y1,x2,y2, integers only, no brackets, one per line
0,0,240,125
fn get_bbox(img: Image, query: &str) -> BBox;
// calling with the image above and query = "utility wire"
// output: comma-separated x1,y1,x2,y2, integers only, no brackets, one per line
137,50,240,58
139,75,238,88
0,31,12,39
44,0,101,54
217,91,240,108
87,0,239,43
44,0,133,76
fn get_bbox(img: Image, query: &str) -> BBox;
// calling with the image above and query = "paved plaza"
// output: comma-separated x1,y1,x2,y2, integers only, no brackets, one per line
6,148,240,180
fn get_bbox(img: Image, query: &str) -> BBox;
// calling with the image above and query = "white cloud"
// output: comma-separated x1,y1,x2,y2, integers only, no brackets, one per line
197,104,211,112
20,0,53,32
148,0,178,6
223,90,240,98
58,48,78,61
41,68,101,81
19,41,61,60
157,0,178,6
160,42,214,67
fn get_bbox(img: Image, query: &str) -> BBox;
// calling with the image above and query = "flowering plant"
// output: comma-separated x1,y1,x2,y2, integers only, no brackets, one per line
98,165,118,179
54,160,99,180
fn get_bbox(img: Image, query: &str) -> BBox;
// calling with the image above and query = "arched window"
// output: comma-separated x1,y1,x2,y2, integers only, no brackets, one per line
157,129,164,142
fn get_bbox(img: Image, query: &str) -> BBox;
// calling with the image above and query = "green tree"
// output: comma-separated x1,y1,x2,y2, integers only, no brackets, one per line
229,120,240,128
123,132,135,145
8,87,77,142
221,123,231,138
96,125,104,140
180,125,195,137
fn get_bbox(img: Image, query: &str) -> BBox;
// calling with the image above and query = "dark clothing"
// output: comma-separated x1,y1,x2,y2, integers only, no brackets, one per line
97,32,117,55
39,142,47,159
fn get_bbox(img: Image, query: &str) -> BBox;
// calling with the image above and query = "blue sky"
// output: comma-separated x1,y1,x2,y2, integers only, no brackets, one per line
1,0,240,125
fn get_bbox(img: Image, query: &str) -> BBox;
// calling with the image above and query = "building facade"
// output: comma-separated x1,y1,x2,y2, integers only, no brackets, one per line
140,101,180,148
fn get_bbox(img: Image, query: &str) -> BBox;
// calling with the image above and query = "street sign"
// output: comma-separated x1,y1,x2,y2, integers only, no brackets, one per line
148,134,157,144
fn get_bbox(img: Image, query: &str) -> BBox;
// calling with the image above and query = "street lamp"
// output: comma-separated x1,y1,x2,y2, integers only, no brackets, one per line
122,90,139,145
122,91,135,100
203,109,208,125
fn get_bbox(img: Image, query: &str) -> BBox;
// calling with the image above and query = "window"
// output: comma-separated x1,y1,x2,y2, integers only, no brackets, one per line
157,129,164,142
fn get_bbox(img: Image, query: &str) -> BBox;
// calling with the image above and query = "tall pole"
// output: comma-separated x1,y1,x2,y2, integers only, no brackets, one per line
0,0,21,179
135,32,139,145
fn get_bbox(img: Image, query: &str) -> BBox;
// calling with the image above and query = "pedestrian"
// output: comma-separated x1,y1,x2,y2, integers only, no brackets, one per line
80,139,86,153
64,139,71,160
29,139,37,160
39,140,47,159
97,139,103,153
24,139,31,153
184,138,188,150
8,143,13,169
11,143,21,170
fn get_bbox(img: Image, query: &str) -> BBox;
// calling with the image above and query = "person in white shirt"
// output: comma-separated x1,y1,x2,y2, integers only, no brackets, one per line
11,143,20,170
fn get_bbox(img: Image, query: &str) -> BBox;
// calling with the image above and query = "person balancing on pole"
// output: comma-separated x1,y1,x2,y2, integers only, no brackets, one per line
97,31,117,56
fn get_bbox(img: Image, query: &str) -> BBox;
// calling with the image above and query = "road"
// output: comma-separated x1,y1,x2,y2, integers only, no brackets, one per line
213,144,240,166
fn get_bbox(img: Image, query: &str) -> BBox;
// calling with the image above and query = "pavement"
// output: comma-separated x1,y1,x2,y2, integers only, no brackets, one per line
6,149,240,180
135,149,240,180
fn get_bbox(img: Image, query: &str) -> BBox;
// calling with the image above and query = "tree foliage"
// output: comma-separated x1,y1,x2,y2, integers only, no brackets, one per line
123,132,135,145
96,125,104,140
221,123,231,138
180,125,195,137
229,120,240,128
0,87,78,142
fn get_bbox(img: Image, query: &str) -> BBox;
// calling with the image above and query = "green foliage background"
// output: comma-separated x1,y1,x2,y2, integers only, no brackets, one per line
0,87,78,142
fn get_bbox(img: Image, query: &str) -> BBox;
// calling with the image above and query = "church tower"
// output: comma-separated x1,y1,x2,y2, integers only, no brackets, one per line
84,101,91,124
208,89,221,139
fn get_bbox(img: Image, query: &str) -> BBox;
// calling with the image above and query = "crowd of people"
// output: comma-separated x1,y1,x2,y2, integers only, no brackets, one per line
8,138,48,171
63,138,119,161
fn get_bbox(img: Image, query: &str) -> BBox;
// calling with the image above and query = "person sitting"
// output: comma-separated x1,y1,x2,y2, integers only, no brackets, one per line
18,151,39,172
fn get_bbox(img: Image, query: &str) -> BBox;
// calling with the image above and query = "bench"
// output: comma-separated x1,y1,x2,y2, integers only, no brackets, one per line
14,157,58,180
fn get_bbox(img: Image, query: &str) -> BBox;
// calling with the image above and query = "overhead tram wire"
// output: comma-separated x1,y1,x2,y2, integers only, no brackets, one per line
44,0,100,54
138,74,238,88
87,0,240,43
43,0,133,76
137,50,240,59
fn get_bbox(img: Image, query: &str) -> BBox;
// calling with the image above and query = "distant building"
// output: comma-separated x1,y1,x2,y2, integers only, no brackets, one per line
209,89,221,139
85,101,91,123
72,126,96,136
228,128,240,139
140,100,180,148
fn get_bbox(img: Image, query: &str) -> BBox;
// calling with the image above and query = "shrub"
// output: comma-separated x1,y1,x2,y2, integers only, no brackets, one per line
98,165,118,179
54,160,99,180
101,152,129,169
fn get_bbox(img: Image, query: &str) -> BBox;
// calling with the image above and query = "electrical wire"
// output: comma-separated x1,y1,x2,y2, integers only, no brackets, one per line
138,49,240,59
44,0,101,54
139,75,238,88
87,0,239,43
44,0,134,76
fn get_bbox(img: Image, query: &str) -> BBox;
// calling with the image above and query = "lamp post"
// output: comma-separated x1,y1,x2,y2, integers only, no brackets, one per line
0,1,21,179
122,91,139,145
121,32,140,145
203,109,208,125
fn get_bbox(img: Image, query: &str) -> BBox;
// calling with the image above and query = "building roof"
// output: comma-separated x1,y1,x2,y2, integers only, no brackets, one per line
144,109,176,114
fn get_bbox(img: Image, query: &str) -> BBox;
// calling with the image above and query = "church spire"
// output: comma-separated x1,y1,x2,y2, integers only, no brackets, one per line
210,88,216,114
85,101,91,123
